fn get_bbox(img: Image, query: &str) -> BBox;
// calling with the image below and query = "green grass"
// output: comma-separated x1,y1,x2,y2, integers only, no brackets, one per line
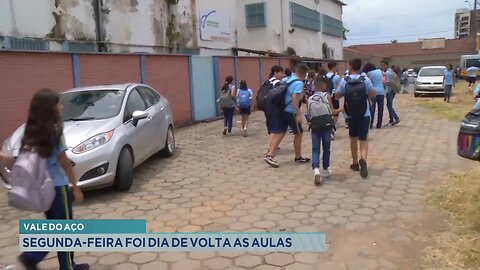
425,168,480,269
416,81,477,121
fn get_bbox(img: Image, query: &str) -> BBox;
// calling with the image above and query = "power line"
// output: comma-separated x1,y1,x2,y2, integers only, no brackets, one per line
347,29,453,41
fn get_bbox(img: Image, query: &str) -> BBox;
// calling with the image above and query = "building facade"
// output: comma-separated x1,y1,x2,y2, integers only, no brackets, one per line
0,0,345,58
236,0,345,59
455,8,471,38
343,38,477,69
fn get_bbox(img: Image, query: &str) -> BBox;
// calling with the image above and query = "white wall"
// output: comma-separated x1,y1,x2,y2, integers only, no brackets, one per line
0,0,95,40
236,0,344,59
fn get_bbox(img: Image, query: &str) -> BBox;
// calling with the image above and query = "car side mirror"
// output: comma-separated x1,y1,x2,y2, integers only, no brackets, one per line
132,110,148,127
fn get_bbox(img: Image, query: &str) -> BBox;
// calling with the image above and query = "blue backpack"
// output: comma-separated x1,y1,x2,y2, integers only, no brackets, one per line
237,89,251,109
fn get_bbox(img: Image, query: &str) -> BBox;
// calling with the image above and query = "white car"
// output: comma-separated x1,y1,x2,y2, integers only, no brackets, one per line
414,66,446,97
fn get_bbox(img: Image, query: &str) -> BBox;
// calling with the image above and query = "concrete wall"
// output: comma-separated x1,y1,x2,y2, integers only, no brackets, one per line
236,0,344,59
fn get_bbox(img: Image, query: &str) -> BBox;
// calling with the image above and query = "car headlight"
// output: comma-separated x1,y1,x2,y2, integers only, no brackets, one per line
72,130,114,154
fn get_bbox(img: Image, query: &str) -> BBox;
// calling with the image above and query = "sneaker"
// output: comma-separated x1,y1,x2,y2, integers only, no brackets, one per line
359,158,368,178
385,122,394,127
313,168,322,185
321,169,331,178
74,264,90,270
393,119,400,125
223,128,227,136
350,163,360,172
243,129,247,137
264,156,279,168
331,131,335,141
18,254,37,270
294,157,311,163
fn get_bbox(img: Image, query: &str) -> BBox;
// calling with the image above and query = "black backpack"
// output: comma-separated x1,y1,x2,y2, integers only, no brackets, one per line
457,108,480,161
344,76,367,119
265,79,299,117
325,74,335,95
256,80,272,111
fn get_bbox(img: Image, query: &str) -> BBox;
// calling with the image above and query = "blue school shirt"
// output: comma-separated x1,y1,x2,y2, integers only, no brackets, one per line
368,69,385,95
385,69,393,94
48,134,69,186
338,74,375,118
444,70,454,86
467,67,478,78
284,75,304,113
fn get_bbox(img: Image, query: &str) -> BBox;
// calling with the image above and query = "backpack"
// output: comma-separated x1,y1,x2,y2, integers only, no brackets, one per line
7,151,55,212
304,80,315,101
219,88,235,109
237,89,251,109
307,92,334,132
344,76,368,119
326,74,336,95
457,108,480,161
256,80,272,111
265,79,299,116
390,71,401,93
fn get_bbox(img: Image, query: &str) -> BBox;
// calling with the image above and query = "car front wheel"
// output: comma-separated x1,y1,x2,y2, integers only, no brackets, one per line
160,125,175,157
113,148,134,191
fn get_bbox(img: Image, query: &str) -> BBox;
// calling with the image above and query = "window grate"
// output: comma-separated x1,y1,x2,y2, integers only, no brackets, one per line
322,14,343,37
1,37,49,51
63,41,97,52
290,2,321,32
245,2,266,28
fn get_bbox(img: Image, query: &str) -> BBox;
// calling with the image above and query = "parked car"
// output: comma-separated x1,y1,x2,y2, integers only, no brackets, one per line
414,66,446,97
1,83,175,191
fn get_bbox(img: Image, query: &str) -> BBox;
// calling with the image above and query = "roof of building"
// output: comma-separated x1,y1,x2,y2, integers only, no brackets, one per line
331,0,347,6
344,37,476,58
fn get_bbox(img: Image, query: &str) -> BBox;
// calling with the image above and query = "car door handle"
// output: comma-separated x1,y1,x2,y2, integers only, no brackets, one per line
147,116,153,121
160,106,165,111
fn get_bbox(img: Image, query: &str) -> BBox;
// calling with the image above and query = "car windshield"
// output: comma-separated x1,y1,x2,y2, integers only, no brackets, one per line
419,68,444,77
60,90,126,121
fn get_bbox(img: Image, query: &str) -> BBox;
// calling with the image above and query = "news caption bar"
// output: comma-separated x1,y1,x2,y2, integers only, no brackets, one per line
19,220,326,252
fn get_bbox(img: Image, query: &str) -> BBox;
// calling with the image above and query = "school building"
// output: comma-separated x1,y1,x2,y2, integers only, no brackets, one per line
0,0,345,59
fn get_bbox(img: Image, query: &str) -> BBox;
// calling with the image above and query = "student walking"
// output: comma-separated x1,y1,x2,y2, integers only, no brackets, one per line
307,75,341,185
444,64,455,103
401,68,409,94
0,89,89,270
363,63,385,129
218,75,236,135
381,60,400,126
325,61,342,139
237,80,253,137
264,64,311,167
336,59,376,178
466,65,479,88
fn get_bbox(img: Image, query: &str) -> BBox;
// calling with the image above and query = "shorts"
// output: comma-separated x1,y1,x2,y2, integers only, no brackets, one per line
265,112,272,134
468,77,477,84
269,112,303,134
348,116,370,141
239,107,251,115
331,95,340,116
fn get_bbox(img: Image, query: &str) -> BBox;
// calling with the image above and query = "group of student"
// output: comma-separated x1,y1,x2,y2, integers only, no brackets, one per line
218,58,405,185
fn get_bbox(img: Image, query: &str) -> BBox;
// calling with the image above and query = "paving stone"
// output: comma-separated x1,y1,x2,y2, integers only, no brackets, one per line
204,257,233,269
264,253,295,267
140,261,168,270
234,255,262,268
113,263,138,270
98,254,127,265
158,252,187,262
346,256,379,270
129,252,157,264
285,262,315,270
294,253,318,264
171,259,201,270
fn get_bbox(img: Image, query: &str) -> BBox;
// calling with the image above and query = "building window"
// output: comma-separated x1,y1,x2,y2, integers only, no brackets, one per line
322,14,343,37
1,37,49,51
290,2,321,32
245,3,266,28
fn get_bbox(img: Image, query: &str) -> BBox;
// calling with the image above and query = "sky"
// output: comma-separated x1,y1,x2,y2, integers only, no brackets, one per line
342,0,472,46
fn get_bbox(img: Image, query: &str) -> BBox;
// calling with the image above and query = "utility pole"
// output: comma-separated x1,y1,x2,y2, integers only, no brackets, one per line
474,0,478,36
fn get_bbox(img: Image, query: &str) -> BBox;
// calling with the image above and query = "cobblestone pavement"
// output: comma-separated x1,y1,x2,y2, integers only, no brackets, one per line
0,95,475,270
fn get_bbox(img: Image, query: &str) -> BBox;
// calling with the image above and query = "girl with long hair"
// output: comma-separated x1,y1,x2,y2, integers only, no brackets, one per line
1,89,88,270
